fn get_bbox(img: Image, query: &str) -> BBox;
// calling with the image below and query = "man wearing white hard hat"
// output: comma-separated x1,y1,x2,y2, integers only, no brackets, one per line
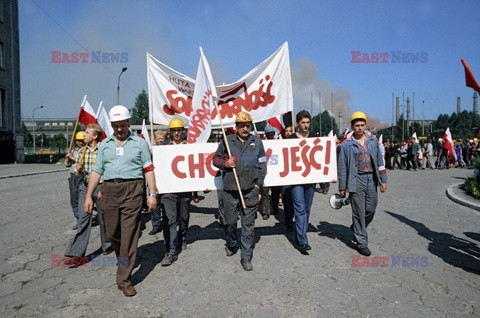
84,105,157,297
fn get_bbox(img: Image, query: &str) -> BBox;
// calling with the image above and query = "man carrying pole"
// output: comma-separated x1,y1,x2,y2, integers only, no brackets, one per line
213,111,267,271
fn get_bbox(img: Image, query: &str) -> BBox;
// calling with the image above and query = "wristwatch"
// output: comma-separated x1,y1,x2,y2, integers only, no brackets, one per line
148,193,157,197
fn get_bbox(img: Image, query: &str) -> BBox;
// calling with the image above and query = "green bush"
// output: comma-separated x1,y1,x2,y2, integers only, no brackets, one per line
464,158,480,199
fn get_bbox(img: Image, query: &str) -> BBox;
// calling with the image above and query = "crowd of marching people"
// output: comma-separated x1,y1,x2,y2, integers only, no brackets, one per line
66,104,480,297
381,136,480,171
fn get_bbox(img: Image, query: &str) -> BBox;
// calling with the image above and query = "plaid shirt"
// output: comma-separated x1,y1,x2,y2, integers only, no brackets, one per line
76,145,101,183
356,141,373,174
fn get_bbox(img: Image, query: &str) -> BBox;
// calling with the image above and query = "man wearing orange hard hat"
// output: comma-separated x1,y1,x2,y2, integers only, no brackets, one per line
213,111,267,271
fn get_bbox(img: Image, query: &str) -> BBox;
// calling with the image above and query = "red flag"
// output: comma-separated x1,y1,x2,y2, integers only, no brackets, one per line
268,114,285,137
339,129,353,144
443,127,457,164
78,97,97,127
461,59,480,93
141,119,152,150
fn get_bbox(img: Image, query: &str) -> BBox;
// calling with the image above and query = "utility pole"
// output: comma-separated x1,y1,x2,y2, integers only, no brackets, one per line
391,93,394,142
338,112,343,135
32,106,44,155
402,92,405,142
331,92,334,133
311,92,313,130
319,92,322,136
422,100,425,136
412,91,415,134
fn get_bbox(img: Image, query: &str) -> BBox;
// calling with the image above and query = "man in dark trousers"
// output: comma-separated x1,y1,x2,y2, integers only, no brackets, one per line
213,111,267,271
160,117,192,266
84,105,157,297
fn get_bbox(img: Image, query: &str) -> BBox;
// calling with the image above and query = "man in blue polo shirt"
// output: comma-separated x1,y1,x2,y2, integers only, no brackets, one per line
84,105,157,297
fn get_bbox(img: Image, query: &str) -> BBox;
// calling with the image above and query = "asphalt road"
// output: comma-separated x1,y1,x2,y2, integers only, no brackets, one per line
0,165,479,317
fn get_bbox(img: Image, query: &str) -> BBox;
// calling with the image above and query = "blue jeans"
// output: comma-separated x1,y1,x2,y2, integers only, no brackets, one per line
291,184,315,245
350,173,378,249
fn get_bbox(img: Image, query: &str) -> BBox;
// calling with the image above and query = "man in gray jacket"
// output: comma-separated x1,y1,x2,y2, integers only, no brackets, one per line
338,111,387,256
213,111,267,271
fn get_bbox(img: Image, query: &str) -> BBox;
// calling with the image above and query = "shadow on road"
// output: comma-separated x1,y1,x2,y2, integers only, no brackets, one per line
385,211,480,275
131,240,165,286
465,232,480,242
317,221,358,252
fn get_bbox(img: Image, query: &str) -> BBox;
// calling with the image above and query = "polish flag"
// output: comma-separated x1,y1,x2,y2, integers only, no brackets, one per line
268,111,294,138
443,127,457,164
268,114,285,137
141,119,152,150
78,96,97,127
461,59,480,93
95,102,113,141
339,129,353,144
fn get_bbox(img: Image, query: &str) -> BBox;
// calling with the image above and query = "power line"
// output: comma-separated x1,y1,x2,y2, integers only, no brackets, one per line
30,0,139,97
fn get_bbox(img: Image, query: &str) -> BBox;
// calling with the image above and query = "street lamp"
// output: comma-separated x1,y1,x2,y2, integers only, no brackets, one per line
32,105,44,155
116,67,128,105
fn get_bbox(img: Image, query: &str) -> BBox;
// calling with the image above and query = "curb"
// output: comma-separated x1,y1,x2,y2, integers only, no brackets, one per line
446,183,480,212
0,169,66,180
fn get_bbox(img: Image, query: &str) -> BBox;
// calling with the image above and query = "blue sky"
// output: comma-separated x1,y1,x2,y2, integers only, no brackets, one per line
19,0,480,130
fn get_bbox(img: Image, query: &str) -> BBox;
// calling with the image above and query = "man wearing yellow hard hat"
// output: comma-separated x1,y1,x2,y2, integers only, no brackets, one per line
213,111,267,271
158,117,192,267
338,111,387,256
65,131,85,228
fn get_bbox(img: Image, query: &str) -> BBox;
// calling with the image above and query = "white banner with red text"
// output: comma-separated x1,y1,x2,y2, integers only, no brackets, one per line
153,137,337,194
147,42,293,129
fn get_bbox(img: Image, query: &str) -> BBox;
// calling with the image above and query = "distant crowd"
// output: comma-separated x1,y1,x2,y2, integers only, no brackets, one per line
381,137,479,171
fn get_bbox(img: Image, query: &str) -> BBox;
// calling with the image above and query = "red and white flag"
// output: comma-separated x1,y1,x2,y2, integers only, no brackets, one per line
339,129,353,144
95,102,113,140
267,114,285,137
147,42,293,128
461,59,480,94
141,119,152,150
78,95,97,127
187,47,218,144
443,127,457,164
